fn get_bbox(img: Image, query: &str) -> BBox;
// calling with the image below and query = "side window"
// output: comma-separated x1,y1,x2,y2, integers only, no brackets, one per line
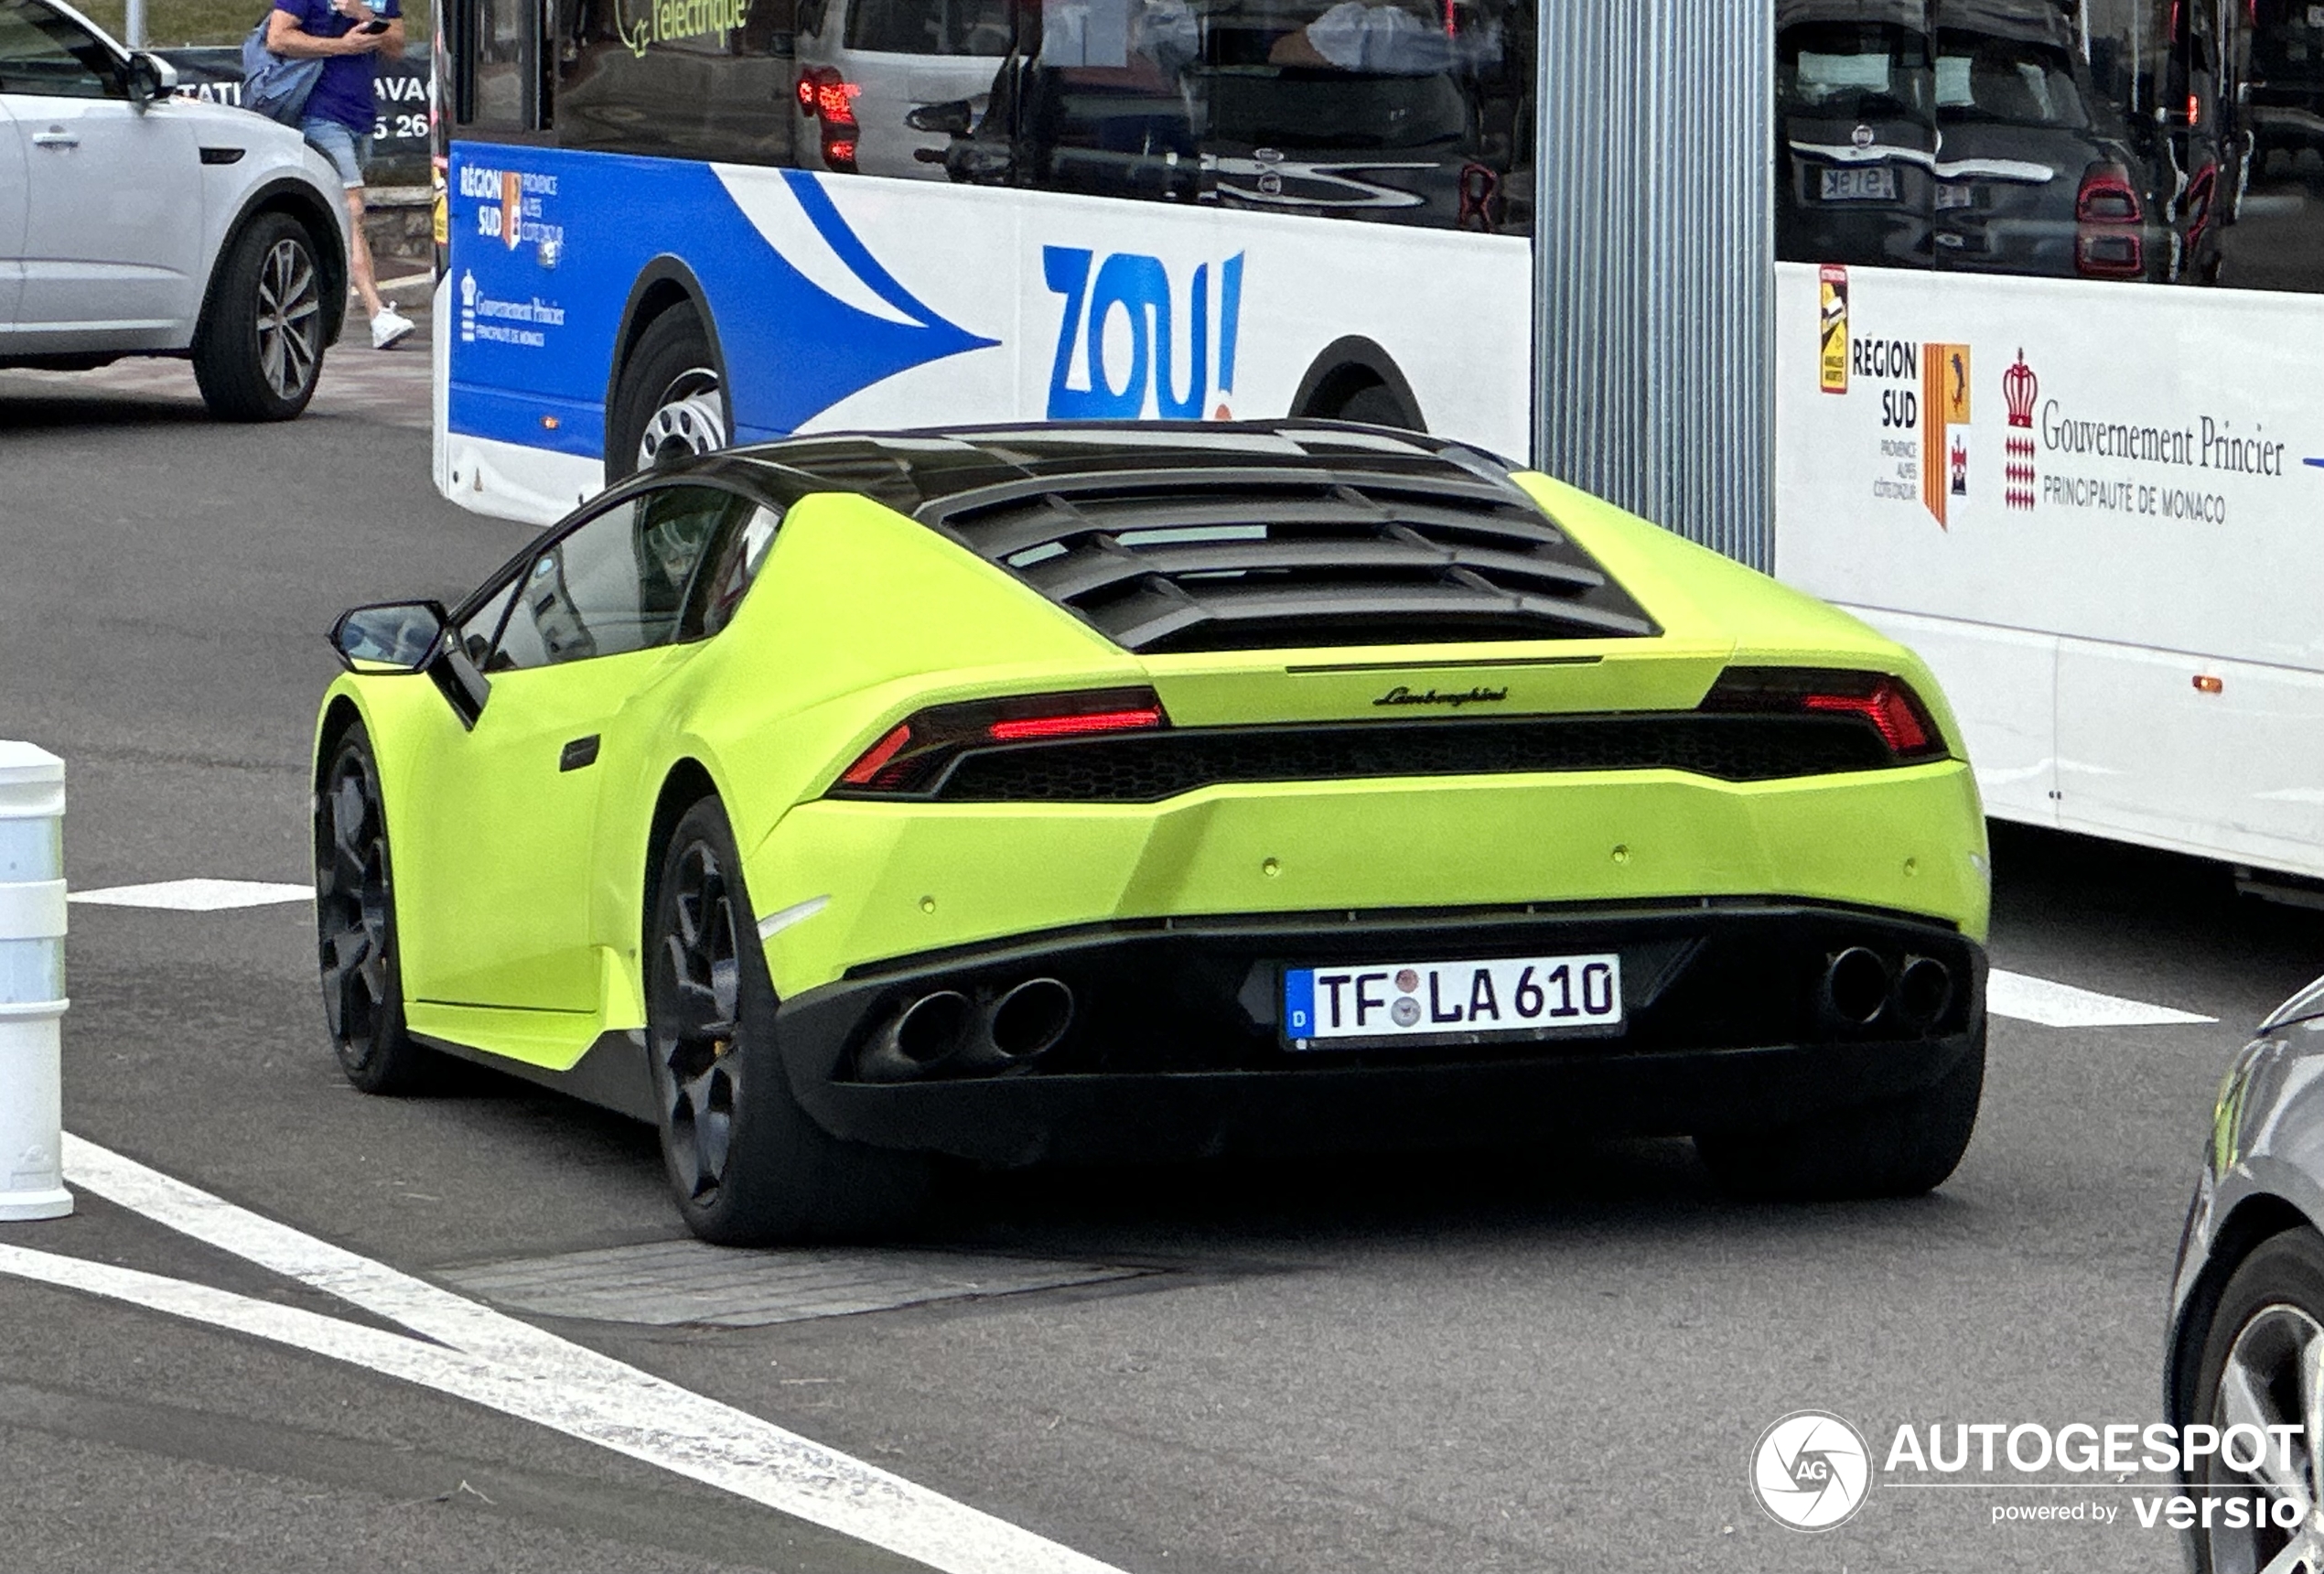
0,0,124,99
460,0,541,128
690,503,782,639
490,487,739,670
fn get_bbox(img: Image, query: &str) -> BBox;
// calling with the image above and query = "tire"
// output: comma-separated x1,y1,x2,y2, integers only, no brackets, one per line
607,303,726,482
193,211,327,422
1333,381,1420,430
647,797,931,1244
1694,1025,1984,1201
2189,1228,2324,1574
315,721,435,1094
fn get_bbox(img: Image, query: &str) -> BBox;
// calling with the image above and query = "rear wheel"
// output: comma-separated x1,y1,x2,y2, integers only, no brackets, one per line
608,303,726,482
647,798,930,1244
193,211,327,422
1694,1026,1984,1201
315,722,434,1094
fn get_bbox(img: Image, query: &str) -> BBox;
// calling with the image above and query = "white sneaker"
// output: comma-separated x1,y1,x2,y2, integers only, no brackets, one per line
371,307,414,350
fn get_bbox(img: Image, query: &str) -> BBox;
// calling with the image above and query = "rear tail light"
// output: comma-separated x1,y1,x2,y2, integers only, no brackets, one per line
793,66,862,172
2076,162,2145,277
1699,668,1947,762
832,688,1168,796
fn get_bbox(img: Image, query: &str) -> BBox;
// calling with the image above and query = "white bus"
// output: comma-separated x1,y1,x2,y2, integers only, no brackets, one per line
1772,0,2324,887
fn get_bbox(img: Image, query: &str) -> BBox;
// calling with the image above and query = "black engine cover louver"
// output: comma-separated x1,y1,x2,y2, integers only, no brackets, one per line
915,713,1898,803
917,462,1660,653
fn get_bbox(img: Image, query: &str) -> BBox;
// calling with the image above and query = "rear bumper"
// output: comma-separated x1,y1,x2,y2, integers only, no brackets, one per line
771,900,1986,1166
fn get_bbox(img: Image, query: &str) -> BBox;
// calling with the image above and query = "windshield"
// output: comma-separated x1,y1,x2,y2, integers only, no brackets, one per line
1934,34,2089,127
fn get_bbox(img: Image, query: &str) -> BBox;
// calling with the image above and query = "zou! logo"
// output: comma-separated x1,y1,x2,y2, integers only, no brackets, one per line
1043,247,1244,421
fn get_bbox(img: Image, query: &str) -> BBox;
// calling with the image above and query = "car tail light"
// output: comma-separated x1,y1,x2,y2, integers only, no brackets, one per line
2076,162,2145,277
794,66,862,171
1699,668,1947,762
832,688,1168,796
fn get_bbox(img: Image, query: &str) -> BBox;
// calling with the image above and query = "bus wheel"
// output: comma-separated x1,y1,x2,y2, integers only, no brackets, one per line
609,303,726,480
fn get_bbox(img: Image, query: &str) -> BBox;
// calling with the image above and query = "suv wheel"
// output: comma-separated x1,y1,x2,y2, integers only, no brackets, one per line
193,211,327,422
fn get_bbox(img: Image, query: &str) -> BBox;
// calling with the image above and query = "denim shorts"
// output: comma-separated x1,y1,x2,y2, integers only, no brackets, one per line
302,118,372,189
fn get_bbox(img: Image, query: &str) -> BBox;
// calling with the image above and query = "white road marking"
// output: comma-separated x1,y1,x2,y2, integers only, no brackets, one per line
69,879,311,911
1987,968,2217,1028
16,1136,1124,1574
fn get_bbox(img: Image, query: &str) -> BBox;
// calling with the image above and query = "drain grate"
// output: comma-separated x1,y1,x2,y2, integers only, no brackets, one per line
440,1238,1150,1327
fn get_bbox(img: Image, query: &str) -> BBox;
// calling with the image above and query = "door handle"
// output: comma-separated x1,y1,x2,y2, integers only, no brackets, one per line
559,735,600,772
30,131,79,149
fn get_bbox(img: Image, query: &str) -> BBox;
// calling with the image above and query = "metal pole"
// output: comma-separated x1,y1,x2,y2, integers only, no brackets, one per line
124,0,145,49
0,743,70,1222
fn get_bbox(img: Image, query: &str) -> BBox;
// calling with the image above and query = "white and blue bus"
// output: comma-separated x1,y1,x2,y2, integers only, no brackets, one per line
429,0,1536,522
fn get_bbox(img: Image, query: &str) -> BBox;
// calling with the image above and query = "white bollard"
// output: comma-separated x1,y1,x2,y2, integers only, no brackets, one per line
0,743,70,1220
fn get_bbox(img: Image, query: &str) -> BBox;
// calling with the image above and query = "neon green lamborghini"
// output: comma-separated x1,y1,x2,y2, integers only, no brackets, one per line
315,422,1989,1242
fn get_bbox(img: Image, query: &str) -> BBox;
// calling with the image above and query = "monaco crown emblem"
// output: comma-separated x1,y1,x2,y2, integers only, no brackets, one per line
2003,351,2038,511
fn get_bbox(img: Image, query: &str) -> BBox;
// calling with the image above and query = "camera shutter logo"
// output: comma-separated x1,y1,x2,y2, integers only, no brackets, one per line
1750,1410,1872,1531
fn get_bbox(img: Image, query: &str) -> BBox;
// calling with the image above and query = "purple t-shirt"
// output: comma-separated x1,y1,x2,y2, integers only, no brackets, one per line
274,0,397,133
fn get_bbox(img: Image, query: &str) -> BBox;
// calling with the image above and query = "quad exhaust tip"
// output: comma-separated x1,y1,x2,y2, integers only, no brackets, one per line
1819,947,1954,1032
856,989,973,1083
1823,946,1893,1028
1894,954,1954,1030
856,978,1075,1082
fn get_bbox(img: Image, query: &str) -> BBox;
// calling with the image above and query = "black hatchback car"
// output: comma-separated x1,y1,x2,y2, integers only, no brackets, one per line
1779,0,2181,281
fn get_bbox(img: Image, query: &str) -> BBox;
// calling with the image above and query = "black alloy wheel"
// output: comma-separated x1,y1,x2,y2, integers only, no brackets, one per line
646,797,931,1244
315,723,430,1094
651,830,747,1210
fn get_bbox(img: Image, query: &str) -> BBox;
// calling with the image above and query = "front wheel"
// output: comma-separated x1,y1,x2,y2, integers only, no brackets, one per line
648,797,930,1244
1694,1026,1984,1201
193,211,327,422
2189,1229,2324,1574
315,722,435,1094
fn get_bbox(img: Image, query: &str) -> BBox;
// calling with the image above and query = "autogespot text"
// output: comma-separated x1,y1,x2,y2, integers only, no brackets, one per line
1884,1421,2311,1533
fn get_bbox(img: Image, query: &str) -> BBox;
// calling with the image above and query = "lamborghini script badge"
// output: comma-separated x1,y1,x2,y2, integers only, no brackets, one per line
1372,685,1510,708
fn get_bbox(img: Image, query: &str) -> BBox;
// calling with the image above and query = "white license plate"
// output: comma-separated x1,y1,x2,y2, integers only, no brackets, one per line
1821,165,1897,201
1283,953,1622,1048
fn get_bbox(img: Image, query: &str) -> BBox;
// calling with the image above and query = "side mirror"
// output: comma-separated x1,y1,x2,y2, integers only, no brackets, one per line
328,600,490,728
907,99,974,136
124,51,178,110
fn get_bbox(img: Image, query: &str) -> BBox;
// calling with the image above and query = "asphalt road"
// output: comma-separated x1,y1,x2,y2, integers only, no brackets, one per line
2,341,2318,1572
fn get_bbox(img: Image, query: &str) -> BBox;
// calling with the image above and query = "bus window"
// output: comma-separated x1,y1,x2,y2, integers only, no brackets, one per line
2214,0,2324,294
794,0,1009,177
1775,1,2223,286
555,0,797,159
463,0,542,129
923,0,1533,228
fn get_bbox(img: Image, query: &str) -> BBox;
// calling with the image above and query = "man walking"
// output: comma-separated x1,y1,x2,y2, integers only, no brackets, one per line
265,0,414,349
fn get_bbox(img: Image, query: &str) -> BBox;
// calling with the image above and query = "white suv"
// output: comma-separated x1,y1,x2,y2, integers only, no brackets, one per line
0,0,350,418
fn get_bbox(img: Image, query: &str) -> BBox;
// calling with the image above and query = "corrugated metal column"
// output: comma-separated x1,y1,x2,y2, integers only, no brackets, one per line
1533,2,1774,569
